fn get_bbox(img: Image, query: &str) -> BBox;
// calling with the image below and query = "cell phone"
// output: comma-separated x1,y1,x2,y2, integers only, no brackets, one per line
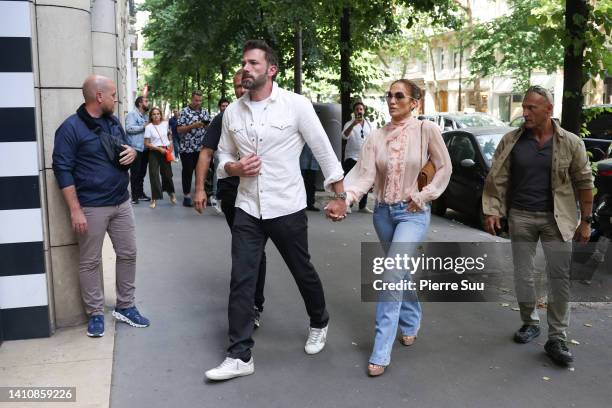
356,113,363,120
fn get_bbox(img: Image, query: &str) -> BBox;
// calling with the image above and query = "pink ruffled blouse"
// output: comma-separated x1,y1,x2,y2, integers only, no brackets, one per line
344,116,452,209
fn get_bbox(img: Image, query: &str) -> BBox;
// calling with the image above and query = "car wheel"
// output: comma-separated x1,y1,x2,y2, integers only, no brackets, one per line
432,197,446,216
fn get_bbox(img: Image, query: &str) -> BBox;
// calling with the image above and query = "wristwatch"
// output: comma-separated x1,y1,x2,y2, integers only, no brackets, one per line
581,215,593,224
333,192,347,201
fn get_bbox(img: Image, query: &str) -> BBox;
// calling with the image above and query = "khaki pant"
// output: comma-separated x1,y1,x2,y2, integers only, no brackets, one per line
78,199,137,316
508,208,572,340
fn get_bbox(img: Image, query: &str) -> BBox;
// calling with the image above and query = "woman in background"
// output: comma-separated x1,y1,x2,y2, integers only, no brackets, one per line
144,107,176,208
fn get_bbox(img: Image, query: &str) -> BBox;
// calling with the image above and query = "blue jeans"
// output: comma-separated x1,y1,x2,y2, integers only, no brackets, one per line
369,201,431,366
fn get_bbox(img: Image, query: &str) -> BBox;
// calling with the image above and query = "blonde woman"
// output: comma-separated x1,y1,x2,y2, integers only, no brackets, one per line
144,107,176,208
328,79,452,376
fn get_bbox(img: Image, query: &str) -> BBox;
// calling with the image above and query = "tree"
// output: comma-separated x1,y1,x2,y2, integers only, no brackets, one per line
139,0,460,121
467,0,611,133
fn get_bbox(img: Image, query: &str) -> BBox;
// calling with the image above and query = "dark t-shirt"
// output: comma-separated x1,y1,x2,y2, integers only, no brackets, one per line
201,111,239,200
510,132,554,212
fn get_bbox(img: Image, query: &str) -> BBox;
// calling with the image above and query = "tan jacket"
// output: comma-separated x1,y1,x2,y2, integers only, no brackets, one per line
482,121,594,241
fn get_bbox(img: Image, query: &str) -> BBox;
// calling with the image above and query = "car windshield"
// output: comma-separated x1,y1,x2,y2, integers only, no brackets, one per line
456,114,506,128
475,134,505,165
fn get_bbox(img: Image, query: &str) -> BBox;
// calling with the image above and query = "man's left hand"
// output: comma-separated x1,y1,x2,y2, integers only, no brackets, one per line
574,221,591,243
119,145,137,165
325,199,347,222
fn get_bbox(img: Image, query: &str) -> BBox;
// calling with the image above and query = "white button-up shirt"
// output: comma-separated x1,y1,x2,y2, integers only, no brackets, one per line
342,119,372,161
218,83,344,220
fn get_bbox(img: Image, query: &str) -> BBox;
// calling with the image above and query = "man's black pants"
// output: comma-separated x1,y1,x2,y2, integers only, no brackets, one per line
221,197,266,312
227,208,329,360
130,150,149,199
301,169,317,208
180,151,200,195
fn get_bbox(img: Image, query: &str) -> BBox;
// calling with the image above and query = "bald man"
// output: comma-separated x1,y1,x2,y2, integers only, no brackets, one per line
52,75,151,338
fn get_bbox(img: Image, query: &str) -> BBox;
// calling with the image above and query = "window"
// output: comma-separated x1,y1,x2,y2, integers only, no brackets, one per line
448,135,476,165
439,48,446,70
453,51,461,69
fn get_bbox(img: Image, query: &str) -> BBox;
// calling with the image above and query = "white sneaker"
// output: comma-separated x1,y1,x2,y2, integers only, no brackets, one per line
213,199,223,215
304,325,328,355
359,207,373,214
205,357,254,381
346,206,352,214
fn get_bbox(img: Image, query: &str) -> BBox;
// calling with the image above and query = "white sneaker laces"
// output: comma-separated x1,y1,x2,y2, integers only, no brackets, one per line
307,328,324,345
220,358,237,368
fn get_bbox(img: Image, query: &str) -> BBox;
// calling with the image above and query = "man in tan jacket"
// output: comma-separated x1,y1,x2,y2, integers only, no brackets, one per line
482,86,593,365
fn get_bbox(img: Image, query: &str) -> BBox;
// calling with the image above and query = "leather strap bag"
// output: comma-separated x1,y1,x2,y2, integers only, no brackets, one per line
152,124,174,162
417,121,436,191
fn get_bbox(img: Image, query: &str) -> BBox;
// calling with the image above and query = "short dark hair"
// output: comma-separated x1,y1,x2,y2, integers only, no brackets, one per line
218,98,230,107
135,96,145,108
353,101,366,111
192,90,203,98
391,79,423,100
243,40,279,67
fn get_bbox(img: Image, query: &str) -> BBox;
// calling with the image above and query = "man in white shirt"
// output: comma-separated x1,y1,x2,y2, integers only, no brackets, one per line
342,101,372,213
205,40,347,381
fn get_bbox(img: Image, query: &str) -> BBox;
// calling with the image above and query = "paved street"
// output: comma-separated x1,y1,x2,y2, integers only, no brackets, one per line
110,167,612,408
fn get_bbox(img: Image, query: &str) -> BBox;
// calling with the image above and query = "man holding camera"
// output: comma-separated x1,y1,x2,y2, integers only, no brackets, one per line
52,75,151,338
125,95,150,204
342,101,372,213
177,91,210,207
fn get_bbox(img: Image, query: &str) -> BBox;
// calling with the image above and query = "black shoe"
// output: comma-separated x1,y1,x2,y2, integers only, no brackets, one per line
306,206,320,212
139,194,151,202
131,198,139,205
183,197,193,207
545,338,574,365
513,324,541,344
253,306,262,329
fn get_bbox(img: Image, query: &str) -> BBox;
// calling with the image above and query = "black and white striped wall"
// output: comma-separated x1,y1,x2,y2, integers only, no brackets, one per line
0,0,51,341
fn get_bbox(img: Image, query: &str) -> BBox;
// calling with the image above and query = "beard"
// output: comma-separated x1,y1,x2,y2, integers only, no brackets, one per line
242,72,267,90
102,105,115,117
143,105,150,112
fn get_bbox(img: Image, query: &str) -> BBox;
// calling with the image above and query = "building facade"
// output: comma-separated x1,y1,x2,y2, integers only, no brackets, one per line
0,0,134,342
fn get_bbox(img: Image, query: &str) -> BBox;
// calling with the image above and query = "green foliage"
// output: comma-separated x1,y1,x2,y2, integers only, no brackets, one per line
467,0,611,92
580,105,612,137
139,0,458,108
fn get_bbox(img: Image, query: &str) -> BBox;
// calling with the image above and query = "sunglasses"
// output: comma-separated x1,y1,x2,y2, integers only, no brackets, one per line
385,92,417,102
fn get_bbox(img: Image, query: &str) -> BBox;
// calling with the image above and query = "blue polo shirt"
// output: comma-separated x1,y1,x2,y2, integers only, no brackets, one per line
52,114,130,207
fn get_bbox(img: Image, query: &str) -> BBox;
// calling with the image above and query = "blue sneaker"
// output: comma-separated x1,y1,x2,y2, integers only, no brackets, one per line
112,306,150,328
87,315,105,337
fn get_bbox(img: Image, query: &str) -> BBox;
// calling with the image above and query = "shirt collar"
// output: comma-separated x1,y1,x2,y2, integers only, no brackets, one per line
239,81,279,107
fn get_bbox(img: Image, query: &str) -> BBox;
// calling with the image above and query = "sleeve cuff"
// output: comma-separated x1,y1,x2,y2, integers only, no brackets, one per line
323,172,344,192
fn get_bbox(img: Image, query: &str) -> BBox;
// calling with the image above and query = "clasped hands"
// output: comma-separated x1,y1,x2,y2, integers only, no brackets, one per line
325,199,348,222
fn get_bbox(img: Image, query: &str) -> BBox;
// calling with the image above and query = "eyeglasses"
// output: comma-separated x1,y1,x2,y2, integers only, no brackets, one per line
360,127,364,139
385,92,417,102
526,85,553,104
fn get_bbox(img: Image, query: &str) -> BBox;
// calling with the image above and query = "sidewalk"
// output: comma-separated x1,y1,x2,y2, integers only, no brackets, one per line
0,236,117,408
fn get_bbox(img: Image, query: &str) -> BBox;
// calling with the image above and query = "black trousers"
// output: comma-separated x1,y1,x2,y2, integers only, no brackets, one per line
221,198,266,312
301,169,317,208
227,209,329,360
180,151,200,195
148,150,175,199
130,150,149,199
342,159,368,209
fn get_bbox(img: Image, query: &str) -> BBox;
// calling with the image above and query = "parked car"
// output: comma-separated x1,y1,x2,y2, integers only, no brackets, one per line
432,127,515,230
419,112,506,132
